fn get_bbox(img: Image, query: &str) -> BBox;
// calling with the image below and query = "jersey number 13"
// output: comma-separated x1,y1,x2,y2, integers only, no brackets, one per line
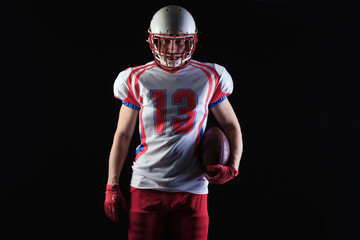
150,89,197,135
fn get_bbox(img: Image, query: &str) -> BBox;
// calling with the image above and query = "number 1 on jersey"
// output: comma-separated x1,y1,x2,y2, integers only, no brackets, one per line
150,90,166,135
151,89,197,135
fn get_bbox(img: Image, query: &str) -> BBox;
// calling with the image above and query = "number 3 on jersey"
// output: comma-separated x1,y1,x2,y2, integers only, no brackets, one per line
150,89,197,135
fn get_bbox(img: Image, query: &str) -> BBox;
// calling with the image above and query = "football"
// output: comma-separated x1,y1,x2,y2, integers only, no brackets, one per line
198,127,230,177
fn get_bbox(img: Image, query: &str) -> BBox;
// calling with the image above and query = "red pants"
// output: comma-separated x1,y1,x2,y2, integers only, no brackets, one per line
128,188,209,240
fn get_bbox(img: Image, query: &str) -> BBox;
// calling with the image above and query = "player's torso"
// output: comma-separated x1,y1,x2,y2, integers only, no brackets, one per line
122,60,224,193
132,60,220,176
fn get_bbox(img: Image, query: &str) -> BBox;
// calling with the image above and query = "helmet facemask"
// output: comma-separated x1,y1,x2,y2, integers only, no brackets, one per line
148,33,197,71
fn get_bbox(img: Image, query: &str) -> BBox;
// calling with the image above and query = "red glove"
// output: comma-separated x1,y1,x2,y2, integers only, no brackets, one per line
104,184,127,222
205,165,239,184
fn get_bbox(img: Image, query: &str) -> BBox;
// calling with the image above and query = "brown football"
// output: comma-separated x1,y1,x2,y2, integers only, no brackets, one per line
198,127,230,177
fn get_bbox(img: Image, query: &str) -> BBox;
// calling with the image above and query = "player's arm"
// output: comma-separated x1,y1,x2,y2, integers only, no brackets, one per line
208,98,243,184
104,105,138,222
211,98,243,170
107,105,138,184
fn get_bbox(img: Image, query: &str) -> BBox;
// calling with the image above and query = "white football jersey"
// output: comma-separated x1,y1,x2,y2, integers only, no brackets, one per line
113,60,233,194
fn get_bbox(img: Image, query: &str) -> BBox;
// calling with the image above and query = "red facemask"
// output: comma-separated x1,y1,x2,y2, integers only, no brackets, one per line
148,34,198,71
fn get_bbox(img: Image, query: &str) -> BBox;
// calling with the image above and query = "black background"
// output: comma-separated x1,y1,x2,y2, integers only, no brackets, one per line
2,0,359,239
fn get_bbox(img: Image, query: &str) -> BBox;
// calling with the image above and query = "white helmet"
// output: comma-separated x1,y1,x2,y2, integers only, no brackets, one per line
148,5,198,70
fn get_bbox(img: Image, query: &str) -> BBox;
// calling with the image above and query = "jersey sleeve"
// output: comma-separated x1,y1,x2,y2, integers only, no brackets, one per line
113,68,141,110
209,65,234,108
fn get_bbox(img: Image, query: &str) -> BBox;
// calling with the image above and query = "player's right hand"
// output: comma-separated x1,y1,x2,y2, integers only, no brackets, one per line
104,184,128,222
205,165,239,185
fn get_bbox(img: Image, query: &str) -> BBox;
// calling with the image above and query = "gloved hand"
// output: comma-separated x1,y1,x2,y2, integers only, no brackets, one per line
205,165,239,184
104,184,128,222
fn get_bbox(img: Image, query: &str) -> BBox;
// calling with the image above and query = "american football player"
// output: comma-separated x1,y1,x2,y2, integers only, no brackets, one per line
104,5,243,240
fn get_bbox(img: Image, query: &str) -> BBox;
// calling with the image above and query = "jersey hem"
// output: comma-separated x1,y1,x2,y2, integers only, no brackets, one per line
130,184,209,195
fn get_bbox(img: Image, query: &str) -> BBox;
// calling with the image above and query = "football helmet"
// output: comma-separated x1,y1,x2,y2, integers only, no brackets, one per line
148,5,198,71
